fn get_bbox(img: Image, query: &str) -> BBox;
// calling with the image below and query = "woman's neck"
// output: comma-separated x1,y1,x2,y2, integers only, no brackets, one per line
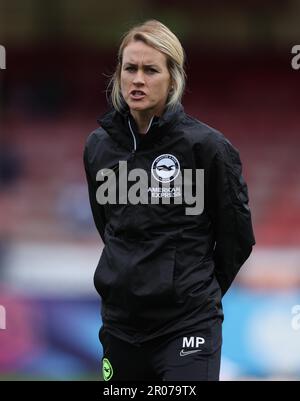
130,110,156,134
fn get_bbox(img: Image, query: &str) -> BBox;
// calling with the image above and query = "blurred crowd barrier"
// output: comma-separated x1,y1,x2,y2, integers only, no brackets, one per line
0,242,299,380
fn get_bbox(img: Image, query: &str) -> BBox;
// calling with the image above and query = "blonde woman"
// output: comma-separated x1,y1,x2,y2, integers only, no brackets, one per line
84,20,255,381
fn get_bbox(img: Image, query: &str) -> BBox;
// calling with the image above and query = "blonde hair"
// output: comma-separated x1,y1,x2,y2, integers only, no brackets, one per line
109,20,186,112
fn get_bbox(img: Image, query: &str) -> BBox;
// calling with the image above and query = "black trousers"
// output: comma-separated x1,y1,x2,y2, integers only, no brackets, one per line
100,318,222,381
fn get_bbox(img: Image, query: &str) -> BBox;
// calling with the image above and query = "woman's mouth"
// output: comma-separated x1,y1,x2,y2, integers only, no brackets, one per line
130,90,146,100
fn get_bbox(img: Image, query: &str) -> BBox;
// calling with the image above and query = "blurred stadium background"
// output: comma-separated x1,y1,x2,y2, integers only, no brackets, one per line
0,0,300,381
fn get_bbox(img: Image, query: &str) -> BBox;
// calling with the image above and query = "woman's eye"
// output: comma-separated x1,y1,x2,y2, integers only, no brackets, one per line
124,66,158,74
146,68,157,74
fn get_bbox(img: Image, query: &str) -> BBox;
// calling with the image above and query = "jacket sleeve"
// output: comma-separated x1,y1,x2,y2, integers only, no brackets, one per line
210,138,255,296
83,144,106,244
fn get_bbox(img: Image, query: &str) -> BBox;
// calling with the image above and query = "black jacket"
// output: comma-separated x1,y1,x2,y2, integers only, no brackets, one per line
83,104,255,344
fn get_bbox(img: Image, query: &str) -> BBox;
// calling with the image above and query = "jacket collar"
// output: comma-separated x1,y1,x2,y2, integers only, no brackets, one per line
98,103,184,151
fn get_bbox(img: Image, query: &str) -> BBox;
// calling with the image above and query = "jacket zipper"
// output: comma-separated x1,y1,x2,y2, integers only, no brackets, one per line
128,118,137,156
128,116,154,157
104,116,155,176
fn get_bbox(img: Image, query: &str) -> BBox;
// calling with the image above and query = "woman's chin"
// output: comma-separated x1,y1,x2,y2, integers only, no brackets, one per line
129,104,149,112
126,97,148,108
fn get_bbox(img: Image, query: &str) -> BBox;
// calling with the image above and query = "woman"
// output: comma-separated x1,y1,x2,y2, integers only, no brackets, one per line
84,20,255,381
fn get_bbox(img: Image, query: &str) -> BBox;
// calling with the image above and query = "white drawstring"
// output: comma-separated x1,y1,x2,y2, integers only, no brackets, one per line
145,116,155,133
128,118,137,152
128,116,155,152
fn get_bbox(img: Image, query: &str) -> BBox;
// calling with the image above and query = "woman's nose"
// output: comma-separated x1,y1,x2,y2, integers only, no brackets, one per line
133,70,145,84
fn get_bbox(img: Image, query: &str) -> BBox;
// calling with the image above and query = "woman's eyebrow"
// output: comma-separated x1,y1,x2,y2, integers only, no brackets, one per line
144,64,160,69
123,62,160,68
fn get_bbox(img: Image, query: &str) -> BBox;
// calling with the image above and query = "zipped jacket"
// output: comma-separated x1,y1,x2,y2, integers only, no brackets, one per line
83,104,255,344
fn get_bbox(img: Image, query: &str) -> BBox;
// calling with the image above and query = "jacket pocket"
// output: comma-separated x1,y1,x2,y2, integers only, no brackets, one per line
128,243,177,308
93,239,129,306
94,234,178,310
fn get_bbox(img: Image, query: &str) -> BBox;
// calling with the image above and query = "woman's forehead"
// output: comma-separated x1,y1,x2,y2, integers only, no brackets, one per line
122,41,167,66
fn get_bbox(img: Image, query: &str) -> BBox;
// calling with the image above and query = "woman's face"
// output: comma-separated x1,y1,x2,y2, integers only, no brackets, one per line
120,41,171,116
